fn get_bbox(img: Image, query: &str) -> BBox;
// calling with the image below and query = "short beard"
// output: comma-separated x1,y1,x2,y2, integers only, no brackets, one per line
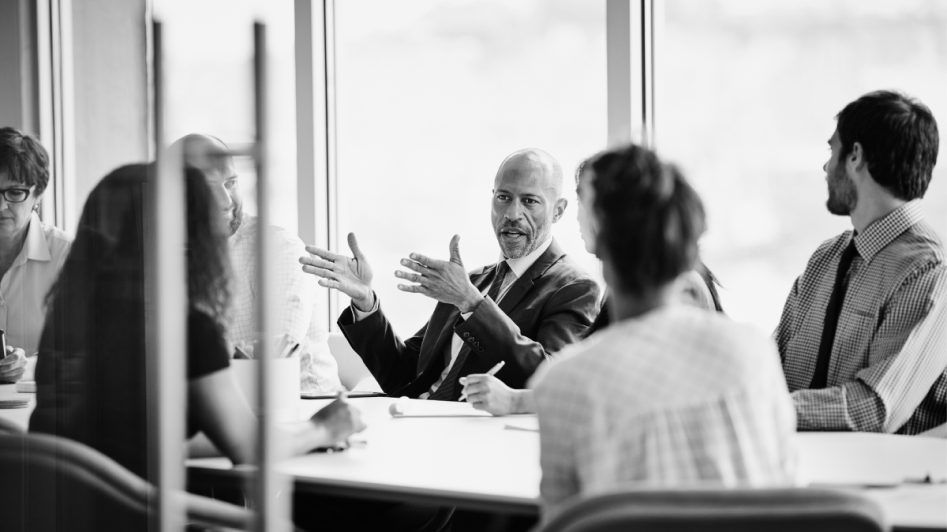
826,165,858,216
496,220,550,259
228,203,244,235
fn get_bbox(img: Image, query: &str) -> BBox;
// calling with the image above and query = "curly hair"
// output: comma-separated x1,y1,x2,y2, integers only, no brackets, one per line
589,144,706,298
47,163,231,326
0,127,50,194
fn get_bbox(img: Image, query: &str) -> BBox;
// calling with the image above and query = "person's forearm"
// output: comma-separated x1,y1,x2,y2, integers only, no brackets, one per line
919,423,947,438
513,389,537,414
792,385,885,432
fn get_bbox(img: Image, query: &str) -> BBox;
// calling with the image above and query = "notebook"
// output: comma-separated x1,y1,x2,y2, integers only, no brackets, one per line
15,380,36,393
0,398,29,409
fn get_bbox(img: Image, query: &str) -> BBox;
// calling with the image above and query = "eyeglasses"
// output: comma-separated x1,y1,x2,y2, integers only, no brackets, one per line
0,186,34,204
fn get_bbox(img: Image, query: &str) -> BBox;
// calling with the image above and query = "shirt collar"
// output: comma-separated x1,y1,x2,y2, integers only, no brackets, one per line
500,237,553,279
853,200,925,263
229,212,253,243
18,212,52,265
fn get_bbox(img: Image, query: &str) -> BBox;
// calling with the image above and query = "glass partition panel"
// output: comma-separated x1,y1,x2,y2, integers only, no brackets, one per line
154,0,298,233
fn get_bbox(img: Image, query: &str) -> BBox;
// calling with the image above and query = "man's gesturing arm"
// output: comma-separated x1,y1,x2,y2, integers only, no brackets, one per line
299,232,375,311
394,234,483,312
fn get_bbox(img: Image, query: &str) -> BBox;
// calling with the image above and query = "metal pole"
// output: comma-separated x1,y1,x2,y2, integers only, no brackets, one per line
294,0,332,330
253,21,290,532
148,19,187,532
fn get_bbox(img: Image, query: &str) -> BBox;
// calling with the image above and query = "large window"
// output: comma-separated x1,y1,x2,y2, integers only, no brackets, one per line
154,0,298,233
658,0,947,332
335,0,607,330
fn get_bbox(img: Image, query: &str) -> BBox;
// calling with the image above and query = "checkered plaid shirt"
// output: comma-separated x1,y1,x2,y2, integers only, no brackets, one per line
531,306,798,516
229,215,343,393
775,200,947,434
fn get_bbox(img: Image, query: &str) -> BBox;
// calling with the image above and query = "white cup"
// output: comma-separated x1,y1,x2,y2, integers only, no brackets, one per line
230,358,301,423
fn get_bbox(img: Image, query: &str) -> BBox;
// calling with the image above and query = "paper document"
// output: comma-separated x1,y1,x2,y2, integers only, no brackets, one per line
388,398,492,417
14,380,36,394
503,417,539,432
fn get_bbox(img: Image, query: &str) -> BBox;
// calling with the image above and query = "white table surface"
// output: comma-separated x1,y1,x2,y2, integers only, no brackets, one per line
0,383,35,429
4,388,944,528
187,397,947,530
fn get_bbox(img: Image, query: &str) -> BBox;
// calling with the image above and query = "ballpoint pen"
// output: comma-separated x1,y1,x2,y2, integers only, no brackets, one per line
459,360,505,402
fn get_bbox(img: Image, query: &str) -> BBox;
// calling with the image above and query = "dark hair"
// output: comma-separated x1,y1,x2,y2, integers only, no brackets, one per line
0,127,50,194
836,90,939,201
47,163,231,323
589,144,706,298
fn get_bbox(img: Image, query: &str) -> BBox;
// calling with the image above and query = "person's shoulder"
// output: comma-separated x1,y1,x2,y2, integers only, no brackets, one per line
887,219,945,268
550,253,596,282
530,336,601,391
241,216,309,252
792,231,851,284
265,220,308,250
41,220,73,258
679,308,780,375
810,231,850,262
188,306,225,334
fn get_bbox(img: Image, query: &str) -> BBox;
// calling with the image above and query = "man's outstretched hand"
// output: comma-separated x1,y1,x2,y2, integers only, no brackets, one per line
300,232,375,311
395,235,483,313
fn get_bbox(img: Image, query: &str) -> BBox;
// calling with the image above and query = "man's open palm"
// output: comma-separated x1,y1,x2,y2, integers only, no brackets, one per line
300,232,374,309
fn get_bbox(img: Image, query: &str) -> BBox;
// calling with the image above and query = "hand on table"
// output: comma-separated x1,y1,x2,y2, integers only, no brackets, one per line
460,374,534,416
310,394,367,447
300,232,375,311
396,235,483,313
0,347,27,383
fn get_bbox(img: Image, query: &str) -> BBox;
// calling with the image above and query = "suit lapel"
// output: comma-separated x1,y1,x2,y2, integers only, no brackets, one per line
417,267,497,373
498,239,566,315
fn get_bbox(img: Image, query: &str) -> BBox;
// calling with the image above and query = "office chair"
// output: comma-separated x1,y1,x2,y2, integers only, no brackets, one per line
328,332,377,391
0,431,255,531
539,487,888,532
0,415,23,434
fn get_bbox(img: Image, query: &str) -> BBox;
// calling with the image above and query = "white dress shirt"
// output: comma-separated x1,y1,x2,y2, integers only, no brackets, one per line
0,212,71,359
531,304,798,518
229,214,343,393
354,238,553,398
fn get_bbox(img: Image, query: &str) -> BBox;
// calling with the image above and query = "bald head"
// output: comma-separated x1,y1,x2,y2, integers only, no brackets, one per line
172,133,233,175
491,148,568,259
494,148,564,201
171,134,243,234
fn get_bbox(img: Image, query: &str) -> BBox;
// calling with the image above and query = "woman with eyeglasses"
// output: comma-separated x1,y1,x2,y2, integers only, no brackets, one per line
0,127,71,383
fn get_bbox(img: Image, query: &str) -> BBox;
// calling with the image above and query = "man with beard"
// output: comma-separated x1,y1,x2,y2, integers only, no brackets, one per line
175,134,343,394
301,148,600,399
775,91,946,435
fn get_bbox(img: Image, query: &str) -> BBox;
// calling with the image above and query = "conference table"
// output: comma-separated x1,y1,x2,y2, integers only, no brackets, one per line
0,383,34,430
2,385,944,530
186,396,947,531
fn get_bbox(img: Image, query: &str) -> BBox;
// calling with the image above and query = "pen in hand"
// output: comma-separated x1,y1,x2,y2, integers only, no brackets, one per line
459,360,505,402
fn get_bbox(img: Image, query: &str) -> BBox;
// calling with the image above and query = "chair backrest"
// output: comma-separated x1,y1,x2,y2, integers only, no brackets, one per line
328,331,375,391
539,488,888,532
0,431,254,531
0,415,24,434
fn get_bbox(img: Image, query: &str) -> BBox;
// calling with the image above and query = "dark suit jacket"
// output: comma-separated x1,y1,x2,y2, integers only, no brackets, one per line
338,239,601,399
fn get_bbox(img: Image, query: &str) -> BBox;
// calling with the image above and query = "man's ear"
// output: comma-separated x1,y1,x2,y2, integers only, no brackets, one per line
848,141,866,172
553,198,568,222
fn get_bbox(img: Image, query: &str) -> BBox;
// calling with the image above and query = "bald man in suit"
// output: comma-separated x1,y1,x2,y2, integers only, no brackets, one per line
300,148,600,400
